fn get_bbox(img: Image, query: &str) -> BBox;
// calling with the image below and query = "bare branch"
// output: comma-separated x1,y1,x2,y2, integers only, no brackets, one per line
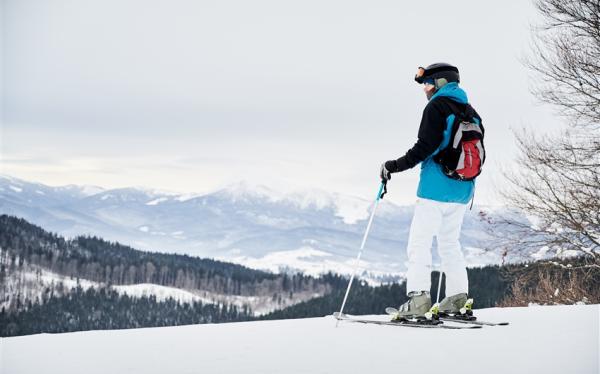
526,0,600,129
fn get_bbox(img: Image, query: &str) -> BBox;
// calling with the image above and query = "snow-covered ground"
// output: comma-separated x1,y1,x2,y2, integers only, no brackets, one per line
2,305,598,374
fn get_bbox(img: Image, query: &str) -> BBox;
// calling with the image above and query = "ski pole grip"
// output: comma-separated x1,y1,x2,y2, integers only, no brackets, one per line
377,180,387,201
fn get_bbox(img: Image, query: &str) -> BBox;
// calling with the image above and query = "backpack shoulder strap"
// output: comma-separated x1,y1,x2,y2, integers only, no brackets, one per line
464,103,475,118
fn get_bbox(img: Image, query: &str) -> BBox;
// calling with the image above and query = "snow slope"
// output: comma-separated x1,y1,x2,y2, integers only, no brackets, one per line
2,305,598,374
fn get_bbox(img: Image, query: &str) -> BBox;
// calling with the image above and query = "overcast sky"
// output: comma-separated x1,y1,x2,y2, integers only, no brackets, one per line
1,0,565,205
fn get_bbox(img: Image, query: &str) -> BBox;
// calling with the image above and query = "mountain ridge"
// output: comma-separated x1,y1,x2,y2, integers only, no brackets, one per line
0,175,527,278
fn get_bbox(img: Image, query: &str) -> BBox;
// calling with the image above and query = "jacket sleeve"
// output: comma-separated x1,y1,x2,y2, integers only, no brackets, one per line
386,100,447,173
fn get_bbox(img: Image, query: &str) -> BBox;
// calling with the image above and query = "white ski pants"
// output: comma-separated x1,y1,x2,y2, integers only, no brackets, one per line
405,198,468,296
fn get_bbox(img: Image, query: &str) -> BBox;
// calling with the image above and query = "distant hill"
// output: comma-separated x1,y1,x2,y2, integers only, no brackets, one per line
0,215,517,337
2,215,596,337
0,175,534,280
0,215,339,334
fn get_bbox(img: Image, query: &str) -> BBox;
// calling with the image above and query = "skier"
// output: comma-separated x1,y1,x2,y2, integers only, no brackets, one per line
380,63,484,321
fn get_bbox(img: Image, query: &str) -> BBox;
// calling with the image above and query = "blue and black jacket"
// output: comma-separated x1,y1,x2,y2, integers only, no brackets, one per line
386,82,482,204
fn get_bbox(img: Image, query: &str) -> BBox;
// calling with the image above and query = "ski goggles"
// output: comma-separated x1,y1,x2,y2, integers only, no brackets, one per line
414,67,433,84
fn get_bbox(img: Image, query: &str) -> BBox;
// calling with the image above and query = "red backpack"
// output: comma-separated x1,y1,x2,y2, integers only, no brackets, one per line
434,104,485,181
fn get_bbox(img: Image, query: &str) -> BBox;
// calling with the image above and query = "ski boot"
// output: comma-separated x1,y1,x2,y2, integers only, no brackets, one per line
437,293,476,321
390,291,440,325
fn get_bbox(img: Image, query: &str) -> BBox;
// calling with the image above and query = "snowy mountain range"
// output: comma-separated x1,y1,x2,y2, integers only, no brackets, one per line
0,175,523,279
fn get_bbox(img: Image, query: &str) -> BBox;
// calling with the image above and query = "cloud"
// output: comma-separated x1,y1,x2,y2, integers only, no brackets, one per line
1,0,565,205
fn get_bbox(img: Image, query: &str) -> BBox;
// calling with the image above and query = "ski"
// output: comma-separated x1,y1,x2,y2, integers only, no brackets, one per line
333,312,482,329
439,314,509,326
385,304,508,327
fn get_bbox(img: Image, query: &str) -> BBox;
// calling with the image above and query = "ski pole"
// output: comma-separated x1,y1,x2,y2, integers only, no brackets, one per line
435,270,444,304
335,180,387,327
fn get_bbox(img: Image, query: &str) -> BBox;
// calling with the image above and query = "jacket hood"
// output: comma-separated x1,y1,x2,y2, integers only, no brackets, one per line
430,82,468,104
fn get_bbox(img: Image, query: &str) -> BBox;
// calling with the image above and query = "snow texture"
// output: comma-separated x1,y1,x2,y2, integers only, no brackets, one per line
112,284,207,304
2,305,598,374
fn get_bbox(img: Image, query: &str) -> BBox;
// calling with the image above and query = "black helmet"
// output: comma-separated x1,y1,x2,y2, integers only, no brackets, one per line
414,63,460,88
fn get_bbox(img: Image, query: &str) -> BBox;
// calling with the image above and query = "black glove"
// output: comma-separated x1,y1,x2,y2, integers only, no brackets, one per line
380,162,392,181
380,160,399,182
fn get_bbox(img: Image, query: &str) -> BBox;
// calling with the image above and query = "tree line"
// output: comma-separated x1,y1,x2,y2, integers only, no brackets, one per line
0,214,333,311
0,286,253,337
2,214,597,337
